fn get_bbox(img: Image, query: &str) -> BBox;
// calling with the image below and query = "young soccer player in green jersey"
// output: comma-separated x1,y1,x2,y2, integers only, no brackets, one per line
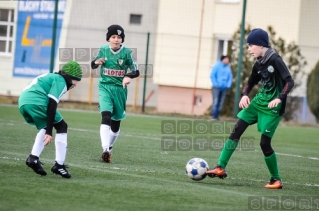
91,25,140,163
18,61,82,178
206,28,295,189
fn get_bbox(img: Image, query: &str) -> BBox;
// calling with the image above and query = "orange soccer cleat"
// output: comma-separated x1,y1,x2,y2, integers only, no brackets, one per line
264,178,283,189
206,165,228,179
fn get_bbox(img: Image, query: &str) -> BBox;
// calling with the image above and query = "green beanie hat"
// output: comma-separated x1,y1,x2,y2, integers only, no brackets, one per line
61,61,82,81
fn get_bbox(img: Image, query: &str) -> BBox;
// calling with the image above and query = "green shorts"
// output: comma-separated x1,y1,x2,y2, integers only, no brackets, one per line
19,104,63,130
237,104,281,138
98,83,127,121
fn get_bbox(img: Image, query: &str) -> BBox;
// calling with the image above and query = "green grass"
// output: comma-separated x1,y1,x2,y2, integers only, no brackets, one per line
0,105,318,211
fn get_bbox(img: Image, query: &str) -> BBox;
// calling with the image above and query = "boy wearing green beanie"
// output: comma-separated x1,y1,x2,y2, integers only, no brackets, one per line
18,61,82,179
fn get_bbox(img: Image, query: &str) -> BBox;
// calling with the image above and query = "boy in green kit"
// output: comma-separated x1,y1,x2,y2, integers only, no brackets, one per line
206,28,295,189
91,25,140,163
18,61,82,178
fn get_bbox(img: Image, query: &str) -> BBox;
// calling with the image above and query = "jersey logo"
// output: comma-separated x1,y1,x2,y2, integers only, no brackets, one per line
117,30,122,35
103,68,125,77
104,57,108,61
268,65,274,73
118,59,123,65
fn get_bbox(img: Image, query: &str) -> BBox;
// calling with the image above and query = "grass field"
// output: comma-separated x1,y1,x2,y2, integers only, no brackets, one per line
0,105,319,211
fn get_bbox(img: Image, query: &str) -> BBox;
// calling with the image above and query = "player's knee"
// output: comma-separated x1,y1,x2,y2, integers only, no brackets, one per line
101,111,112,126
229,119,249,141
54,120,68,133
260,134,273,156
260,141,271,149
111,120,121,132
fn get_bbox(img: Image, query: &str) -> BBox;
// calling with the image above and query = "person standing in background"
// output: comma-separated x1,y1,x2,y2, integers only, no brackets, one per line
210,55,233,120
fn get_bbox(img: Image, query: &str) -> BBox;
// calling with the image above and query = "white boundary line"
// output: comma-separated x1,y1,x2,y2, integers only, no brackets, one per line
1,120,319,161
0,152,252,197
1,154,319,188
1,117,319,188
68,127,319,162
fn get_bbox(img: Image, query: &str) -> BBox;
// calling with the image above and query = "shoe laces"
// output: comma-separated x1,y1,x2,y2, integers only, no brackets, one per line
61,164,69,169
56,162,69,169
34,159,44,165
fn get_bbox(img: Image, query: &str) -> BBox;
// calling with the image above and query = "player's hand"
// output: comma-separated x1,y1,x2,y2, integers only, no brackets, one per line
239,96,250,108
123,76,131,88
268,98,281,108
94,58,105,65
43,134,52,146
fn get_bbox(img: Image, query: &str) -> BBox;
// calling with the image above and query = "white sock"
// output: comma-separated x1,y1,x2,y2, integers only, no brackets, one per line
110,129,120,150
55,133,67,165
30,129,46,157
100,124,110,151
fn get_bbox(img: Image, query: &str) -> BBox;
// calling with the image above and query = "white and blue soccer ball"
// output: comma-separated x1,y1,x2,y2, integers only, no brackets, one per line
185,158,209,181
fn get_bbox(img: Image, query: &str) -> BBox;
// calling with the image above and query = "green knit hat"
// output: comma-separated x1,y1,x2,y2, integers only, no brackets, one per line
61,61,82,81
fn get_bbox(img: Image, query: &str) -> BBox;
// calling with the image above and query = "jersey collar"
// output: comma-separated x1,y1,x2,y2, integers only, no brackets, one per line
109,45,124,54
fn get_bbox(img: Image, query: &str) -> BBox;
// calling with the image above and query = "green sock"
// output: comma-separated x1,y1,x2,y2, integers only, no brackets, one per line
264,152,281,180
217,139,238,168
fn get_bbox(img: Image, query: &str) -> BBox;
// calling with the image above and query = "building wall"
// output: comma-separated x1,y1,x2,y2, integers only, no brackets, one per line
63,0,159,107
153,0,215,90
244,0,301,43
153,0,319,119
157,85,212,116
0,0,73,101
297,0,319,97
1,0,318,122
0,0,158,107
0,1,19,97
153,0,303,90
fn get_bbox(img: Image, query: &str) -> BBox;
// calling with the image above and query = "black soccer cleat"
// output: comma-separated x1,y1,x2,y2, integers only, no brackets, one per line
101,150,111,163
26,154,47,176
51,162,71,178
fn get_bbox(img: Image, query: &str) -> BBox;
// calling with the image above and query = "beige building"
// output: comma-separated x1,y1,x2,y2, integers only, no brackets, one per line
0,0,159,107
0,0,318,123
153,0,319,120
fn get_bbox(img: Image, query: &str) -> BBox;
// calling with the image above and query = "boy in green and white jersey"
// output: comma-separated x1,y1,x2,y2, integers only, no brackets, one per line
91,25,139,163
19,61,82,178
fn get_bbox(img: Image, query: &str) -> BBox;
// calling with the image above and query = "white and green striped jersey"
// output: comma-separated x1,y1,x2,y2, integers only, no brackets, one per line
18,73,67,107
94,45,138,86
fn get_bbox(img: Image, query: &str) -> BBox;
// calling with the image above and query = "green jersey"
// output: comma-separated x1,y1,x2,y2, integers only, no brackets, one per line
94,45,138,86
18,73,67,107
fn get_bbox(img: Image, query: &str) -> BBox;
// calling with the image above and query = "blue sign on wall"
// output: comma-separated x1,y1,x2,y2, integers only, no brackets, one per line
13,0,66,77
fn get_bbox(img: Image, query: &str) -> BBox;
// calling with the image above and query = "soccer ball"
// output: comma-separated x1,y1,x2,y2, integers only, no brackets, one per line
185,158,209,181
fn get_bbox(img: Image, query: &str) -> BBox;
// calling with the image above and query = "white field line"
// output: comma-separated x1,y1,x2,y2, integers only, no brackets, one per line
69,127,162,140
1,120,319,161
0,104,192,120
1,154,319,188
68,127,319,162
0,153,251,197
